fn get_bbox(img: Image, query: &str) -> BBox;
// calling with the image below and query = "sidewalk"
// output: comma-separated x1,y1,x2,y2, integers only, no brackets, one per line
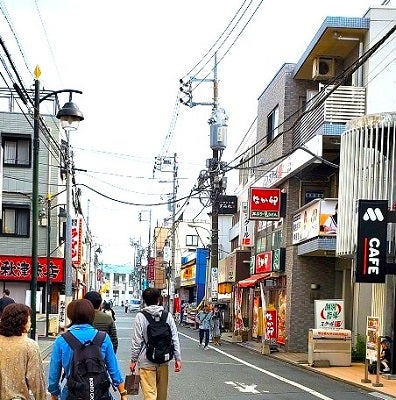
38,335,56,360
221,333,396,399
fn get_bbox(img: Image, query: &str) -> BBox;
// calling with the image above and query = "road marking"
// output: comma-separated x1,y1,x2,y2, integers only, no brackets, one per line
179,332,335,400
225,381,264,393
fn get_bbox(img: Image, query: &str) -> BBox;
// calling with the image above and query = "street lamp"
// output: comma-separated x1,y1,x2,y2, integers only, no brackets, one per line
30,65,83,339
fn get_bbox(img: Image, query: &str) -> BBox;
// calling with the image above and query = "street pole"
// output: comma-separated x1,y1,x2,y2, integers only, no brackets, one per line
30,71,40,339
170,153,177,312
46,195,51,336
29,65,83,339
64,129,73,307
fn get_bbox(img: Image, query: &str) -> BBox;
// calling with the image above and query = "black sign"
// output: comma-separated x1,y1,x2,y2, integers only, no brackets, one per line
355,200,388,283
218,195,237,215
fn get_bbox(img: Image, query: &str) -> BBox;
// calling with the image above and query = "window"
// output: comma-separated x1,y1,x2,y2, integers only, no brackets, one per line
186,235,198,247
2,136,31,166
1,206,29,236
267,105,279,142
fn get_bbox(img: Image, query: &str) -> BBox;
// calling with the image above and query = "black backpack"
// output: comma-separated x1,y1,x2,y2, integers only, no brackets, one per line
62,331,112,400
142,310,174,364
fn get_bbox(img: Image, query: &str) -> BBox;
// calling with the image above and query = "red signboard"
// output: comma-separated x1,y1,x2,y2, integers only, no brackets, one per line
255,251,272,273
148,257,155,281
72,218,83,266
0,255,64,282
249,187,281,220
96,269,102,282
265,309,278,341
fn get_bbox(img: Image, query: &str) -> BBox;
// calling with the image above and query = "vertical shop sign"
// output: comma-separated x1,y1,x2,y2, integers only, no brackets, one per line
252,297,259,339
71,217,83,266
58,295,66,329
211,267,218,302
148,257,155,281
355,200,387,283
265,308,278,343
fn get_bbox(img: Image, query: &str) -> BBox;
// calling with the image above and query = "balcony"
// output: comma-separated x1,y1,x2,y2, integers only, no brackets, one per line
293,85,366,148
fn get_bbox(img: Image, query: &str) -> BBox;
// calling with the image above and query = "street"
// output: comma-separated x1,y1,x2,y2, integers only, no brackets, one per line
43,307,390,400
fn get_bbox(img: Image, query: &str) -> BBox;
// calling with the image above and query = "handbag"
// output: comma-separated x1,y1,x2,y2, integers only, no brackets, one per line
125,373,140,395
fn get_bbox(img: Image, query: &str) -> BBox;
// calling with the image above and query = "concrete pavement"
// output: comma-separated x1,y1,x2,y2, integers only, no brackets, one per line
38,332,396,399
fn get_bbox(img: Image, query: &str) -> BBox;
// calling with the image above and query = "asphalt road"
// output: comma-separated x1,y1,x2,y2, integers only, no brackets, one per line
43,307,392,400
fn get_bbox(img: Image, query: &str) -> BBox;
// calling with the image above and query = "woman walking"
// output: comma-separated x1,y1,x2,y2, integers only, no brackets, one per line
0,303,47,399
196,304,213,350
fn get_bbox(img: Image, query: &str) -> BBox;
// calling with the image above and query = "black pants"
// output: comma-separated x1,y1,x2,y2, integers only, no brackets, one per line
199,329,210,347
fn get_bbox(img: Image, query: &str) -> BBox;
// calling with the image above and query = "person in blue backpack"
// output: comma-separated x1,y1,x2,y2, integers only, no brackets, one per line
130,288,182,400
48,299,127,400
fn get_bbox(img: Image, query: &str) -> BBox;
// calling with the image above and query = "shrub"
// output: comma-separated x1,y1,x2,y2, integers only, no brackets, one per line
352,333,366,361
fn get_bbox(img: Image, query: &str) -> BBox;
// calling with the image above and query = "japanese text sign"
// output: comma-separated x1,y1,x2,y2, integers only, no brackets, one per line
265,309,278,341
248,188,281,220
0,255,64,282
314,299,344,329
255,251,272,273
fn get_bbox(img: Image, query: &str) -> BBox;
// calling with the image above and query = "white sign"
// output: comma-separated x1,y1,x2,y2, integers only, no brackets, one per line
58,295,66,329
314,299,344,329
211,267,218,300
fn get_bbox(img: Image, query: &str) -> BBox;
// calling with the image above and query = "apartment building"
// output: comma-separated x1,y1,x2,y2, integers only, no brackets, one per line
232,6,396,351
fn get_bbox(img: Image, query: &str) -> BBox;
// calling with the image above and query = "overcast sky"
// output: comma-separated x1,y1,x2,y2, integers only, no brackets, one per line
1,0,382,265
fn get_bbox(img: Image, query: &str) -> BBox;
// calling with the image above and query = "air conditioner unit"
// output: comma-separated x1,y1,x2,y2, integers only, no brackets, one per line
312,57,335,80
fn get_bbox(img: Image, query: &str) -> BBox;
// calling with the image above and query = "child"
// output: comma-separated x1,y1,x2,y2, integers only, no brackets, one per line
380,338,391,373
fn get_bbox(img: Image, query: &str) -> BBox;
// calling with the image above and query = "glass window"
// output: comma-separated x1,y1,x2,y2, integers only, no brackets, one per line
267,105,279,142
186,235,198,247
3,137,31,166
2,206,29,236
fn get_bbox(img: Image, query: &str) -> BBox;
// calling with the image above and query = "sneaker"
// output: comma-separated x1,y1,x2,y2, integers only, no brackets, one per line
204,346,209,350
198,343,203,348
383,368,390,373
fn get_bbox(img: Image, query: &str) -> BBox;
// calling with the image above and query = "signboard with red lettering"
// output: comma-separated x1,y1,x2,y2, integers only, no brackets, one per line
71,217,83,266
148,257,155,281
255,251,272,273
355,200,387,283
0,255,64,282
248,188,281,220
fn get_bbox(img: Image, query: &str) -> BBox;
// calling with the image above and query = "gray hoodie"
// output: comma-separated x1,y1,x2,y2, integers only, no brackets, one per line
130,304,181,368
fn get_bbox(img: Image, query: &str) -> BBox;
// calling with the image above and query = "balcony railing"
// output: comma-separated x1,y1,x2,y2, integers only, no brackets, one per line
293,85,366,148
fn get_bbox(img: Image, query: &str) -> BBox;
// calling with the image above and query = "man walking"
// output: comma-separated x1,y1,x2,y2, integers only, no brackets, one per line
0,289,15,318
84,291,119,353
130,288,181,400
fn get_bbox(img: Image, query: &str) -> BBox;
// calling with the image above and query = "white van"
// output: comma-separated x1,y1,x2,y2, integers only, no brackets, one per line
128,299,141,312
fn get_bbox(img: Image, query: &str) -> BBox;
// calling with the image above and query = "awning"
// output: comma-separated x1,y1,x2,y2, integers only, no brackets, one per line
238,273,271,288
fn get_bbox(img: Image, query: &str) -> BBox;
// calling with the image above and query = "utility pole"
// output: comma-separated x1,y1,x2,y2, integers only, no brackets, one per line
170,153,178,312
208,53,227,303
180,53,228,303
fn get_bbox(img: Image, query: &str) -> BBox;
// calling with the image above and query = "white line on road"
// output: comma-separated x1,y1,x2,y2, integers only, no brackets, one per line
179,332,335,400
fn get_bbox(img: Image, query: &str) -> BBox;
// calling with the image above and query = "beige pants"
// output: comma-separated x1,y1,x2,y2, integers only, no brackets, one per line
139,364,169,400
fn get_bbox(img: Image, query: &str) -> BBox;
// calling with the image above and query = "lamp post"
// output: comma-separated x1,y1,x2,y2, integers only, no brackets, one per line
30,65,83,340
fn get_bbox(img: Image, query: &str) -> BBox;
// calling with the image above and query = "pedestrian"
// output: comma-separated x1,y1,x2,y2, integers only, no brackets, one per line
129,287,182,400
380,337,391,373
0,303,47,399
48,299,127,400
211,305,222,346
84,290,119,353
196,304,213,350
125,299,129,313
0,288,15,318
103,301,116,321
